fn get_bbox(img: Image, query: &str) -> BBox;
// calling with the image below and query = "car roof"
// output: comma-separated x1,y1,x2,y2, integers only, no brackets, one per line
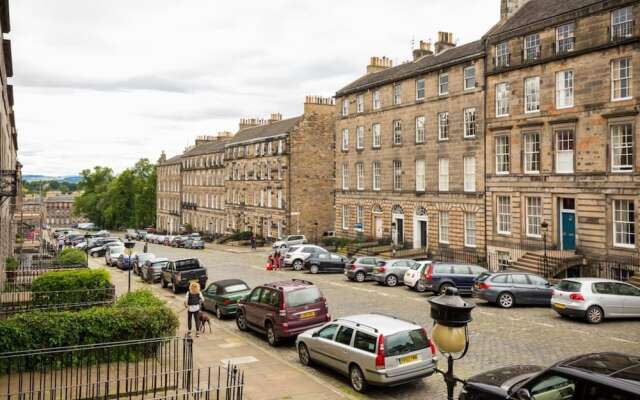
334,313,421,336
560,277,625,283
554,353,640,391
150,257,169,263
384,259,416,263
262,279,316,291
212,279,248,287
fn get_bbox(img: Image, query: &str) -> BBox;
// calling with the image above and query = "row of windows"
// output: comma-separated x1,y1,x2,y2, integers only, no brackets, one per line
158,165,180,176
226,189,285,210
341,156,477,193
341,108,477,151
228,160,285,181
158,198,180,213
494,57,632,118
183,170,225,187
226,139,286,160
183,153,224,170
159,181,180,192
341,66,477,116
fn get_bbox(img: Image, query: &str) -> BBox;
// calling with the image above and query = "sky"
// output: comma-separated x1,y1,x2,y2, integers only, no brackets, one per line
11,0,500,176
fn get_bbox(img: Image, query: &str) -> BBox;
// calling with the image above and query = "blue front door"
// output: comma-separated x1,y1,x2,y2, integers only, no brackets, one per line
561,212,576,250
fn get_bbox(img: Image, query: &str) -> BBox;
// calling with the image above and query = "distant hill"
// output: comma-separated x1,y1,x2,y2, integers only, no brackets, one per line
22,175,82,184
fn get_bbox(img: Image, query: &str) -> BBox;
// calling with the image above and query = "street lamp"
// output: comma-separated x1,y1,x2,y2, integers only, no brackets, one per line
124,241,136,293
541,220,549,277
84,234,91,266
429,287,476,400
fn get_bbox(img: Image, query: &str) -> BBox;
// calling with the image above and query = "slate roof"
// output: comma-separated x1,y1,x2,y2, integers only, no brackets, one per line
183,138,229,157
159,154,182,165
336,40,484,97
225,116,303,146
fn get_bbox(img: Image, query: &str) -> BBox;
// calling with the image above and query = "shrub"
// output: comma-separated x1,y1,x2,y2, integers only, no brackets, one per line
219,231,263,244
115,290,164,308
322,237,352,248
4,257,18,271
31,269,111,292
54,248,87,266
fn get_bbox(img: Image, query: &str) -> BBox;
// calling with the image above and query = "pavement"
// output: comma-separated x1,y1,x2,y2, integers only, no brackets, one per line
93,239,640,399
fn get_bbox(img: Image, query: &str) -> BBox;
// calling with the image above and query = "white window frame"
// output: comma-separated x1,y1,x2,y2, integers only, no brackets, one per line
341,128,349,151
342,205,349,230
372,161,381,191
612,58,632,101
613,199,636,248
611,7,634,40
556,70,574,109
439,211,449,244
393,83,402,105
495,135,510,175
393,120,402,145
393,160,402,191
496,83,509,117
356,94,364,113
523,132,541,174
556,23,575,53
438,112,449,140
341,163,349,190
415,116,425,143
464,213,477,248
611,123,634,172
464,156,476,192
439,158,449,192
439,72,449,95
524,33,541,60
372,123,381,148
555,129,575,174
464,108,477,138
496,42,510,67
464,66,476,91
497,196,511,234
356,162,364,191
526,197,543,238
356,205,364,231
524,76,540,113
372,89,381,110
416,78,425,100
342,99,349,116
356,126,364,149
415,159,425,192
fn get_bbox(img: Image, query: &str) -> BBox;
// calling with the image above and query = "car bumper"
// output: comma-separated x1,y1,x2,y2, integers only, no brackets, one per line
372,273,387,283
279,320,328,338
418,279,436,292
472,289,498,303
365,360,437,386
551,303,586,319
220,304,239,315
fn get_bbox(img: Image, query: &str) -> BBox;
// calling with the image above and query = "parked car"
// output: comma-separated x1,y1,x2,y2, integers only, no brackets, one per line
116,254,131,270
551,278,640,324
160,257,208,293
284,245,329,271
373,259,416,287
94,230,110,237
163,235,175,246
202,279,252,319
303,253,349,274
131,252,155,275
90,240,122,257
105,244,125,267
185,237,205,249
403,261,432,292
272,235,307,249
344,257,383,283
236,279,330,346
171,236,186,247
418,262,488,295
296,313,437,392
141,258,169,283
125,229,137,240
459,352,640,400
146,234,157,243
87,237,120,251
473,272,553,308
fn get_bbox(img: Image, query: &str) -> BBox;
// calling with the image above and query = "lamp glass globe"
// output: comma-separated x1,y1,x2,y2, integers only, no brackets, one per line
431,323,466,354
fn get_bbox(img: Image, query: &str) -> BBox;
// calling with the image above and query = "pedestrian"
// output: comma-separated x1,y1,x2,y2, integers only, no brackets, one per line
275,251,282,270
250,234,257,250
266,253,274,271
143,241,148,253
58,237,65,252
184,281,204,337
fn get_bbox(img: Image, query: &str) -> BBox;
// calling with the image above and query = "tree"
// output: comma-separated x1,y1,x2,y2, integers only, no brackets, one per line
74,167,114,228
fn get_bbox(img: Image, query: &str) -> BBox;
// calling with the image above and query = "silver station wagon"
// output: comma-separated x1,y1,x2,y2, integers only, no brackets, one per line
296,313,437,392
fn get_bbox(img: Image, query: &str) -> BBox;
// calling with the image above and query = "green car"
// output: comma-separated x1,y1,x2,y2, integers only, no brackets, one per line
202,279,251,319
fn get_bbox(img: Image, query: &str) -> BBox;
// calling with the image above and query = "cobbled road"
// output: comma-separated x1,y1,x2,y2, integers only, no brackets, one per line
109,241,640,399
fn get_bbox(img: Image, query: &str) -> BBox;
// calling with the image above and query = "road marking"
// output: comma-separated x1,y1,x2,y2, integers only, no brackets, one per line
220,356,259,365
478,311,495,316
532,322,554,328
610,337,639,345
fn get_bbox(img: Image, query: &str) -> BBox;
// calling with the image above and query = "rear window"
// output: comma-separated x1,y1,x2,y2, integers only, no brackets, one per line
353,331,377,354
491,274,508,283
556,280,582,292
434,265,451,274
224,283,250,293
285,287,322,308
476,272,491,282
452,265,471,274
175,259,200,271
384,329,429,357
151,261,168,269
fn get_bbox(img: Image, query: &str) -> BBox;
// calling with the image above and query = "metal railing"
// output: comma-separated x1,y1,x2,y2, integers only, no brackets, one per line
591,256,640,282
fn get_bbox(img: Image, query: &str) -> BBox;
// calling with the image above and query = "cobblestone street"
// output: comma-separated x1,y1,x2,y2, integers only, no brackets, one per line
97,241,640,399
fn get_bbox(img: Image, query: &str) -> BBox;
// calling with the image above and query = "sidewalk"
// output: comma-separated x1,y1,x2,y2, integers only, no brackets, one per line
91,258,349,400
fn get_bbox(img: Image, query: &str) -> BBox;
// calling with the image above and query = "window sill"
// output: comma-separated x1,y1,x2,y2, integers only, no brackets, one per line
415,141,425,145
612,97,633,102
556,105,574,110
463,135,477,140
613,243,636,250
611,169,634,173
496,231,511,236
496,114,510,118
527,234,542,239
496,172,510,176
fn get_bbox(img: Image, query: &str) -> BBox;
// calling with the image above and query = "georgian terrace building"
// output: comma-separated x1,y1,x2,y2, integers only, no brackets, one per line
224,97,336,240
156,152,182,234
484,0,640,269
44,192,85,228
334,34,486,254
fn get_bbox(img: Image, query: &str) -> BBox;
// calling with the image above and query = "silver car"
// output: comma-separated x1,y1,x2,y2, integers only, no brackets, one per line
372,259,416,287
105,245,125,267
296,313,437,392
551,278,640,324
272,234,307,249
283,245,328,270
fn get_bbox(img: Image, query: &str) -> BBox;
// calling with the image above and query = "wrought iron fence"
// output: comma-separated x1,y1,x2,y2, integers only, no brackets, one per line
3,266,88,293
0,336,245,400
590,256,640,282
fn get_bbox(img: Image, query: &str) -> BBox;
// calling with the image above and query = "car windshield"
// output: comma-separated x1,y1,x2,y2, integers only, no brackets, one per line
110,247,124,254
285,287,322,307
409,263,422,270
556,280,582,292
384,329,429,357
175,259,200,271
224,284,250,293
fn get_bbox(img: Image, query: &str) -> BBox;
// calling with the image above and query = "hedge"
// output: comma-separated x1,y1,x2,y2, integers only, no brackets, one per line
54,248,87,266
0,290,179,356
31,269,112,293
219,231,263,244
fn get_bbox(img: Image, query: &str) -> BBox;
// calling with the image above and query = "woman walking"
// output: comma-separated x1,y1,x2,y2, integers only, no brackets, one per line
184,281,204,337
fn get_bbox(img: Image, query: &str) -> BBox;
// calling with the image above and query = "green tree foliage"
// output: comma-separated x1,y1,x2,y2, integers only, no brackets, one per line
53,248,88,266
74,160,156,229
22,180,78,194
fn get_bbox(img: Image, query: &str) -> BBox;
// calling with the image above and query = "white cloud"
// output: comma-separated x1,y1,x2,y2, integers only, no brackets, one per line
11,0,499,176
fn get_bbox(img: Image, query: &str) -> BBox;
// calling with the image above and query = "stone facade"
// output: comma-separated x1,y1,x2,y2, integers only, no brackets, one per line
44,192,85,227
484,0,640,262
334,37,486,254
156,153,182,234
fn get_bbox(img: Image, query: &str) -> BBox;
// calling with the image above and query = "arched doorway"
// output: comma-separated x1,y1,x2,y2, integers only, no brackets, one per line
413,206,428,249
391,205,405,245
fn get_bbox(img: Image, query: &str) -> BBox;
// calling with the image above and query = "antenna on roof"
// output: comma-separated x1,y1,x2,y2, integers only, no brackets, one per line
410,35,415,53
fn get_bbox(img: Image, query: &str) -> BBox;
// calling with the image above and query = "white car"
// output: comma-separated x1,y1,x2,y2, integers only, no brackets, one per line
272,235,307,249
283,245,328,271
105,245,125,267
403,261,432,292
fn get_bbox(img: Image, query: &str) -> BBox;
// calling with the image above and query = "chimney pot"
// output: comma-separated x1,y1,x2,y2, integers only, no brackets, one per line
413,40,433,60
434,31,455,54
367,55,393,74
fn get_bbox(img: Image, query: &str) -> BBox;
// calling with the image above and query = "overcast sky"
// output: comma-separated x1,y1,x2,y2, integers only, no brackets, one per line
11,0,499,176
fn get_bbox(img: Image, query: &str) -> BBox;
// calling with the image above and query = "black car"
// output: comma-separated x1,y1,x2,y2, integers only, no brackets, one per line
472,272,553,308
303,253,349,274
131,253,155,275
459,352,640,400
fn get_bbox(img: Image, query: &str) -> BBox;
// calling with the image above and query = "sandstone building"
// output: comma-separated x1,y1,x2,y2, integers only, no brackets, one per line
45,192,85,227
156,152,182,234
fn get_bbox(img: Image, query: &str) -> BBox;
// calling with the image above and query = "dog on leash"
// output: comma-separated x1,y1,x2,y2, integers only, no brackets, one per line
198,312,212,334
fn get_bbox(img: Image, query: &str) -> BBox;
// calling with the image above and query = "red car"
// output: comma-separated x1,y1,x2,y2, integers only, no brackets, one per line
236,279,330,346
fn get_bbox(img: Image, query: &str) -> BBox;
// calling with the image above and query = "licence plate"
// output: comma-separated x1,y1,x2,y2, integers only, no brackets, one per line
399,354,418,365
553,303,566,310
300,311,316,319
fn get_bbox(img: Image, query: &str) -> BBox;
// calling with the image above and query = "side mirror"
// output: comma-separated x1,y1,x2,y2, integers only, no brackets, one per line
512,388,531,400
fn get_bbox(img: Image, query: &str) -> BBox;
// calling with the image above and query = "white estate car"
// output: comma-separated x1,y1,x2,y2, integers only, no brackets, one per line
272,235,307,249
403,261,432,292
283,245,329,270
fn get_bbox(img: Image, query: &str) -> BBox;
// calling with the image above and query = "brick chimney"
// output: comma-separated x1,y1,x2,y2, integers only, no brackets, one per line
195,131,234,145
500,0,531,20
366,56,393,74
303,95,335,114
412,40,433,61
238,117,268,131
268,113,282,124
434,32,455,54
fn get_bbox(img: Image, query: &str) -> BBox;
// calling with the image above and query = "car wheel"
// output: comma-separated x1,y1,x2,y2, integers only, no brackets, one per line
172,282,179,294
385,275,398,287
497,292,515,309
266,322,279,346
298,343,311,366
586,306,604,324
310,265,319,274
415,281,427,293
215,306,224,320
349,365,367,393
236,312,248,331
280,244,287,249
438,283,453,295
293,260,303,271
355,271,365,283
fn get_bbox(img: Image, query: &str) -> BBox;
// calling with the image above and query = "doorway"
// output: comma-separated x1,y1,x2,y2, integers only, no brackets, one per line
559,198,576,251
394,217,404,245
413,207,428,249
374,217,383,239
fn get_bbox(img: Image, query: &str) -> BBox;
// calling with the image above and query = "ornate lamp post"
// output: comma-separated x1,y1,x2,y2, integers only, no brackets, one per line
541,220,549,277
124,241,136,293
429,287,475,400
84,233,91,266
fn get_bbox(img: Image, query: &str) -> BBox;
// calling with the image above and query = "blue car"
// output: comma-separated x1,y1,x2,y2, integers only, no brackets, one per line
418,262,487,295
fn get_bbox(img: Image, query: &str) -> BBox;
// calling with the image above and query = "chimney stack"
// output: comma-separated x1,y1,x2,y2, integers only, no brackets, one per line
500,0,531,20
304,95,335,114
268,113,282,124
194,131,234,145
158,151,166,163
366,56,393,74
434,32,455,54
238,117,268,131
412,40,433,60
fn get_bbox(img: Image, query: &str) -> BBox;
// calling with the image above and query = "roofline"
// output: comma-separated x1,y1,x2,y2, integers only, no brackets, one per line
225,132,289,147
335,49,484,97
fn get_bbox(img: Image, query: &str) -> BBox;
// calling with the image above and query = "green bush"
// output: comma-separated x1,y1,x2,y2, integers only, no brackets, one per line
220,231,263,243
322,237,352,248
31,269,111,292
114,289,164,308
4,257,18,271
54,248,87,266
